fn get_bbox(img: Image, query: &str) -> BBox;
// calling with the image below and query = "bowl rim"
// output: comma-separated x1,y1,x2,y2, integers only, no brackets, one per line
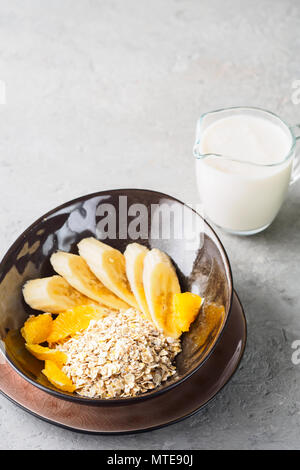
0,188,233,405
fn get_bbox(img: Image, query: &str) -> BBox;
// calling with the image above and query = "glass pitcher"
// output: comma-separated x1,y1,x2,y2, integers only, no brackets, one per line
193,107,300,235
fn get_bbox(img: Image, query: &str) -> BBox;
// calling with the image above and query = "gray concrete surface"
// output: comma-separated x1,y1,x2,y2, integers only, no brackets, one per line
0,0,300,450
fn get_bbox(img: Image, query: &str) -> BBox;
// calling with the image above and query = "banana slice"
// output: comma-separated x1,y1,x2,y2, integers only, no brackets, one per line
78,238,138,309
124,243,152,321
50,251,129,310
23,275,92,314
143,248,181,337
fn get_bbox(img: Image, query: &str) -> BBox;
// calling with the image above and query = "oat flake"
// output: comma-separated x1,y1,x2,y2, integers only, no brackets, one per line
55,308,181,399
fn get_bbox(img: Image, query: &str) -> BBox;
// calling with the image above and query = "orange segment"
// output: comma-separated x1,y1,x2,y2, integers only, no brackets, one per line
25,343,67,367
42,360,76,393
47,305,107,343
21,313,53,344
173,292,203,332
166,292,203,338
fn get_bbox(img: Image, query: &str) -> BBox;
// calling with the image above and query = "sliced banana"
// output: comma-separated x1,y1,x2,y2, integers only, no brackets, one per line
124,243,152,321
143,248,181,337
23,275,92,314
50,251,129,310
78,238,138,309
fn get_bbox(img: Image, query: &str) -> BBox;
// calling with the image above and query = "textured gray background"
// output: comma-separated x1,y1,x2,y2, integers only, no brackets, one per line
0,0,300,450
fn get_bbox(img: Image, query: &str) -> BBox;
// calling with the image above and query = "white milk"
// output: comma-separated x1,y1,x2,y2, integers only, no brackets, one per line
195,114,293,233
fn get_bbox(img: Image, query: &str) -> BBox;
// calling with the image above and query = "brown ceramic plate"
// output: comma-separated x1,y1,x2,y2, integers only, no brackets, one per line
0,291,246,434
0,189,233,404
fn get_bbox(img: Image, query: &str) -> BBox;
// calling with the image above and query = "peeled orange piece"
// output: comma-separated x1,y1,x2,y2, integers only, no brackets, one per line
47,305,107,343
164,292,203,338
42,360,76,393
172,292,203,333
21,313,53,344
25,343,67,367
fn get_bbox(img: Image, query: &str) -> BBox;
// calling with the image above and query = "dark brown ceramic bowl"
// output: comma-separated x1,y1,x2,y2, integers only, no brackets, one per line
0,189,233,405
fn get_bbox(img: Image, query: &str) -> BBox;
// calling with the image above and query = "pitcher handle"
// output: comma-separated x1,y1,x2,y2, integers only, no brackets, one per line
290,124,300,186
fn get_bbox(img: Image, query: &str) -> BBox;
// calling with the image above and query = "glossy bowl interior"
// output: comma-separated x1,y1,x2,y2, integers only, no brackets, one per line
0,189,233,405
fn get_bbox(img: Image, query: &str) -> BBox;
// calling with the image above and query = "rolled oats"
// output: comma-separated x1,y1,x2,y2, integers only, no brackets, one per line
55,308,181,399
